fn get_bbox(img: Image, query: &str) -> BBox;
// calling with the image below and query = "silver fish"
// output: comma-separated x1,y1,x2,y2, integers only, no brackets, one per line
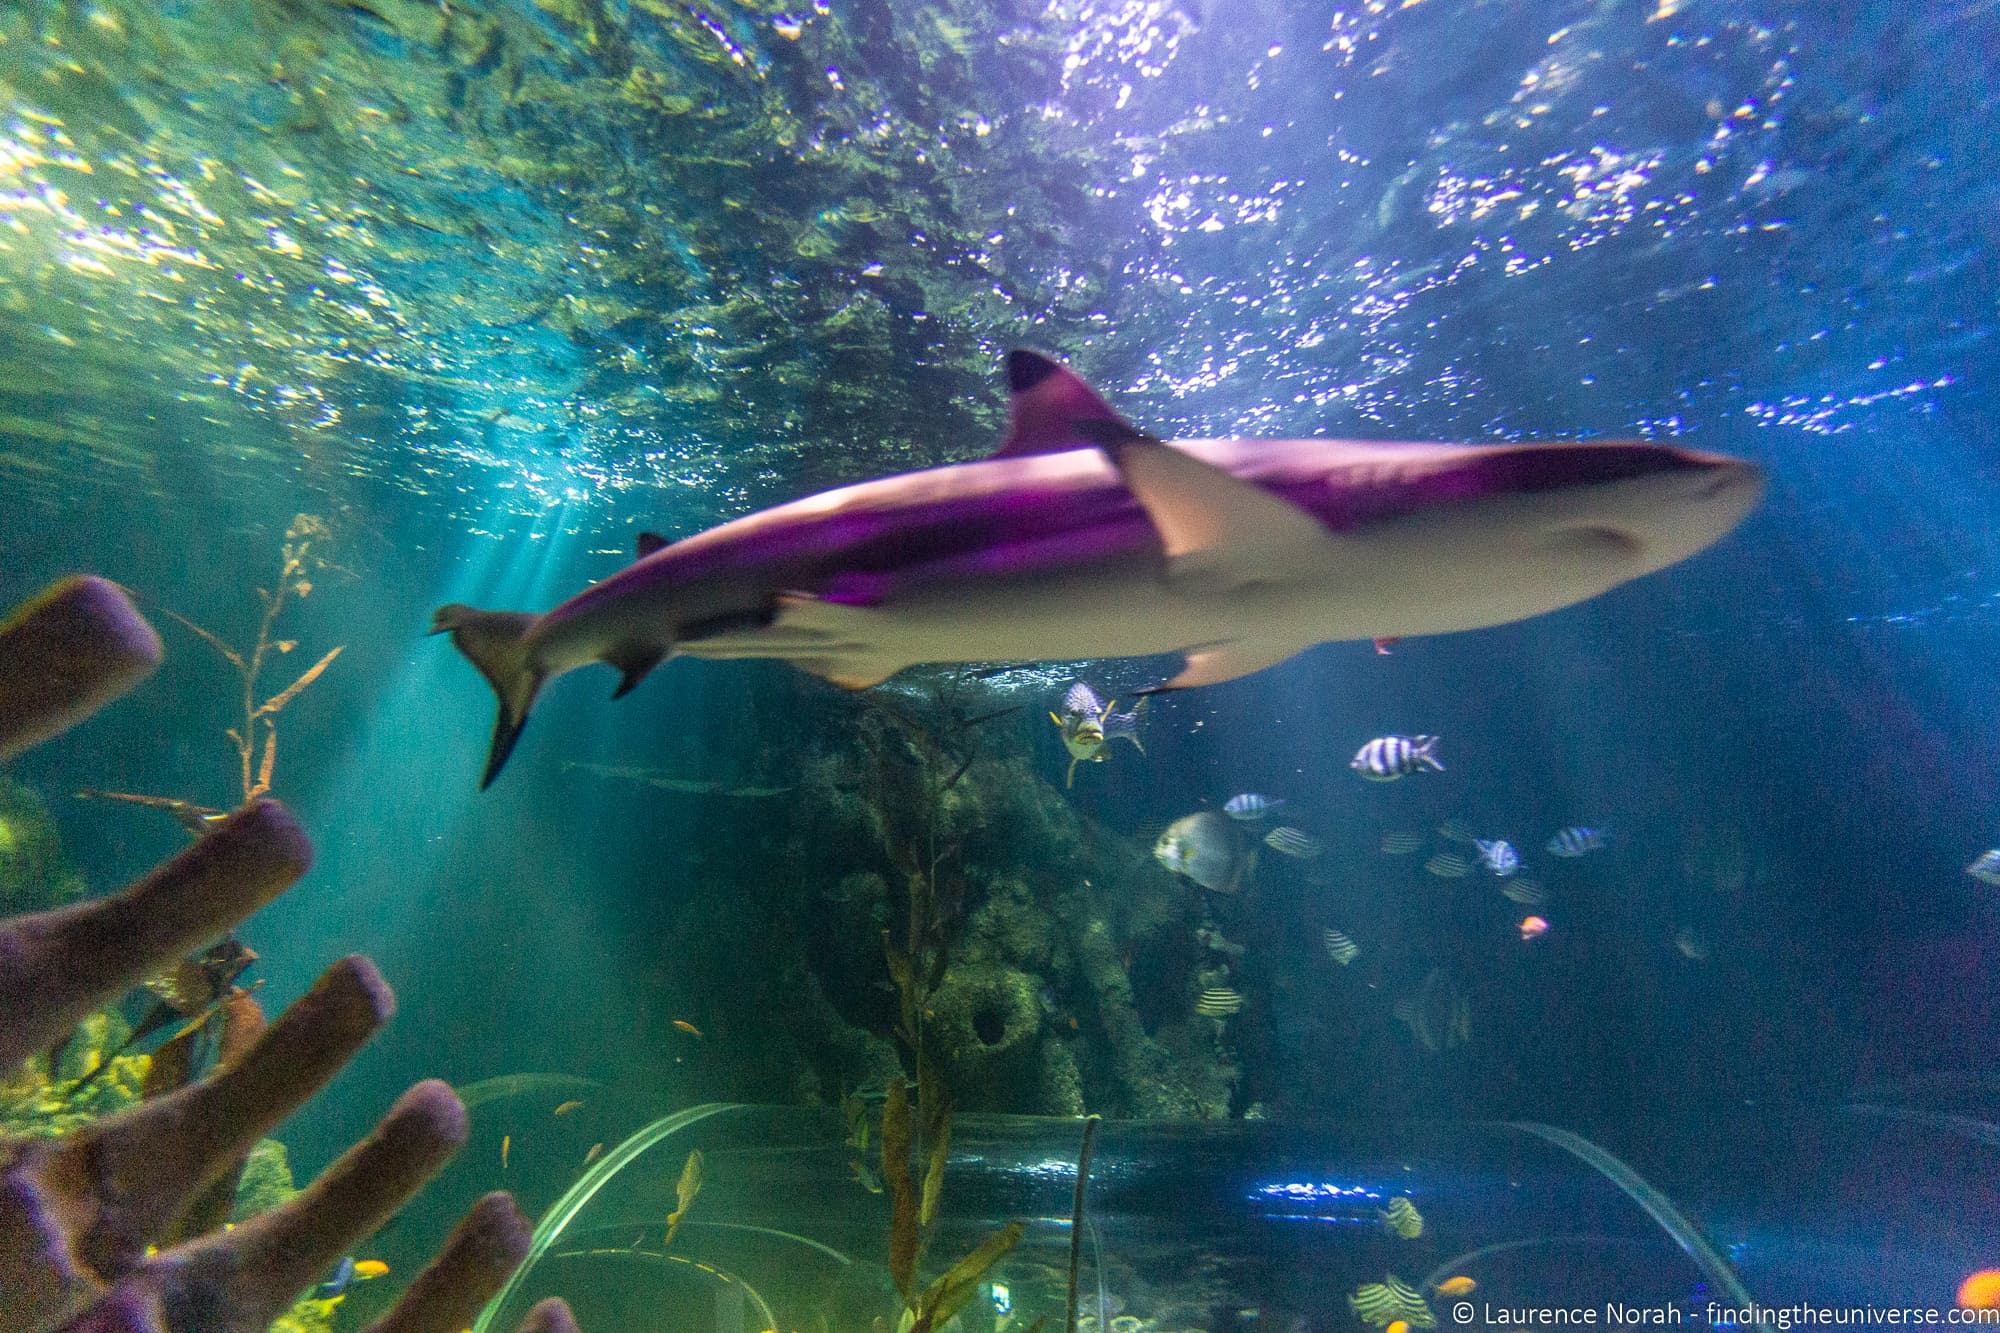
433,350,1761,786
1154,812,1255,893
1436,816,1477,844
1352,735,1444,781
1501,878,1548,906
1393,968,1471,1052
1380,831,1425,855
1966,850,2000,886
1263,825,1324,859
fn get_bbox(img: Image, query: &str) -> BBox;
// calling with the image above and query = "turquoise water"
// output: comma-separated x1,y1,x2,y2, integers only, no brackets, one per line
2,0,1996,1328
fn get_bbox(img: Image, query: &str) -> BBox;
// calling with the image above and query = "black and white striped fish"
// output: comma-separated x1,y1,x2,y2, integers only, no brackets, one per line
1351,735,1444,780
1323,928,1360,966
1475,838,1521,877
1194,987,1244,1017
1224,793,1284,821
1263,826,1324,859
1501,878,1547,907
1436,815,1477,844
1380,831,1425,855
1547,826,1609,857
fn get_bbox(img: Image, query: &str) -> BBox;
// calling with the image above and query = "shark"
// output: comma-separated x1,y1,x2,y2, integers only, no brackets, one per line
434,349,1762,787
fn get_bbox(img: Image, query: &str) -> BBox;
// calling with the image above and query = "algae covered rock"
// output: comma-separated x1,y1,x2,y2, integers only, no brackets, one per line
0,1011,149,1140
232,1136,300,1221
927,963,1042,1109
0,777,87,917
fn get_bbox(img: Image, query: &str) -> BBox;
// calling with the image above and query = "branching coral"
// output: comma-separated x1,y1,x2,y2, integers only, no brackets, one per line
0,575,572,1333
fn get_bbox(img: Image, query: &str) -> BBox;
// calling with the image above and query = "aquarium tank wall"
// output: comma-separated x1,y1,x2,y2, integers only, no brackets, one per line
1,1,1996,1331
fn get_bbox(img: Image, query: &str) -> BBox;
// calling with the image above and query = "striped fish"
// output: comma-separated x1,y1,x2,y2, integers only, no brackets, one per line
1475,838,1520,877
1323,928,1360,966
1436,816,1477,844
1547,826,1609,857
1967,850,2000,886
1350,1275,1436,1329
1224,793,1284,821
1501,878,1547,906
1351,735,1444,781
1424,851,1472,878
1263,825,1324,859
1380,831,1425,855
1395,969,1471,1052
1378,1196,1423,1239
1194,987,1244,1017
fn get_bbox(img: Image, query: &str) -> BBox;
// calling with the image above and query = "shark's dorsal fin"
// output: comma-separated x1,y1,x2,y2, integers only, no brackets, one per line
636,531,668,558
992,350,1147,458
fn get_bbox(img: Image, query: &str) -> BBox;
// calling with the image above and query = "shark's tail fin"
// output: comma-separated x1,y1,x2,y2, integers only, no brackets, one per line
429,604,544,789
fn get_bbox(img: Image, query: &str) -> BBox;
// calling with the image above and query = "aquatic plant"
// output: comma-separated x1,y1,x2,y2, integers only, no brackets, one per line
0,575,575,1333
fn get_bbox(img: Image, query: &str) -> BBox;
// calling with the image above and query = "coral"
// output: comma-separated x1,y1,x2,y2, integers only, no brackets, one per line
0,1012,149,1141
0,778,88,917
0,577,569,1333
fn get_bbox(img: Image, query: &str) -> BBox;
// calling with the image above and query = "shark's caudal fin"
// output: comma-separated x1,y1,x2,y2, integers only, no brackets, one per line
429,605,544,789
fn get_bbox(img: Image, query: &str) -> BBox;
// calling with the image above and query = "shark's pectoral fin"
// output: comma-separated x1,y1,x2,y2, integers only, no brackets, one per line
1149,640,1310,692
768,592,910,690
1093,431,1333,593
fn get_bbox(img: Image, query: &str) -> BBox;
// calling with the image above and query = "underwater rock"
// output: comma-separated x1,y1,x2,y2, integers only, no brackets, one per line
927,963,1042,1108
230,1138,298,1222
1037,1038,1086,1117
0,578,569,1333
0,778,89,917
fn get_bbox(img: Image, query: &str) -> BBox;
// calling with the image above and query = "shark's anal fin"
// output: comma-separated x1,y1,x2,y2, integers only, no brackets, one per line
991,350,1148,458
636,531,668,558
1092,429,1334,591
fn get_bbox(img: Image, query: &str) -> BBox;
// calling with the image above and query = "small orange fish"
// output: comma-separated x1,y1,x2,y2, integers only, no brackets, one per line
1387,1322,1410,1333
583,1142,605,1167
553,1100,584,1117
500,1134,511,1170
1436,1276,1477,1297
1960,1270,2000,1311
1520,915,1550,941
672,1019,704,1038
351,1260,389,1280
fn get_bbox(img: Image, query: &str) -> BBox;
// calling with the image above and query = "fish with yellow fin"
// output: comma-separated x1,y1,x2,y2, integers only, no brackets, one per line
1350,1275,1436,1329
1378,1196,1423,1239
1435,1276,1476,1297
500,1134,511,1169
672,1018,704,1038
553,1099,585,1116
664,1149,704,1246
1051,682,1146,787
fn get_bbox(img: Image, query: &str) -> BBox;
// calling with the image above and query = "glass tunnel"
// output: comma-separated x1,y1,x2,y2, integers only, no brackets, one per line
475,1094,2000,1333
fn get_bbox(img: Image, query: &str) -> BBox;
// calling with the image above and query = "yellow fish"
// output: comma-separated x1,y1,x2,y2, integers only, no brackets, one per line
664,1149,704,1247
352,1260,390,1280
553,1100,584,1116
500,1134,511,1170
1388,1323,1410,1333
583,1142,605,1167
1435,1277,1476,1297
673,1018,704,1038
